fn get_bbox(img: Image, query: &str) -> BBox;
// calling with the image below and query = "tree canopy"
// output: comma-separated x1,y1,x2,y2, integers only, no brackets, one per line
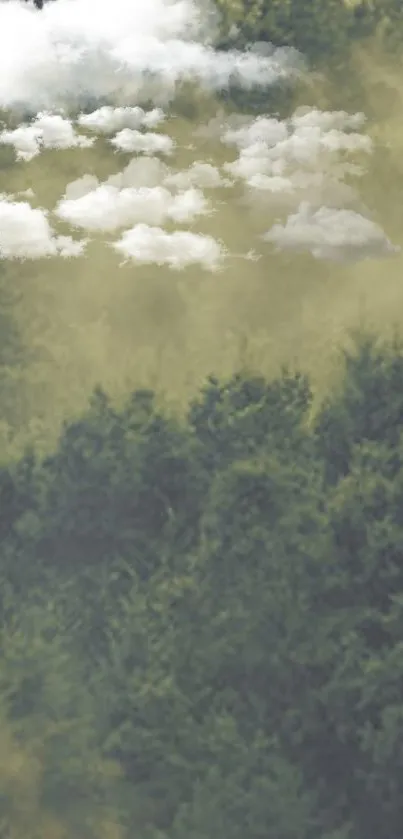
2,332,403,838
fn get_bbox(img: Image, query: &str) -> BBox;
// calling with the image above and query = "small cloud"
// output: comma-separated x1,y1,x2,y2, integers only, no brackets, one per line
111,224,224,270
110,128,174,155
0,125,41,161
77,105,165,134
64,174,100,200
164,161,231,189
290,107,366,132
106,157,169,188
264,202,399,263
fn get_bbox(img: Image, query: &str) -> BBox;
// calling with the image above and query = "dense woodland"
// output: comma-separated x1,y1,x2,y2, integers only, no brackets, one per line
2,331,403,839
2,1,403,838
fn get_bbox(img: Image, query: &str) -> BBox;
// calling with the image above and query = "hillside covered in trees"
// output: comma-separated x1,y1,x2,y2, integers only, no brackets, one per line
2,334,403,839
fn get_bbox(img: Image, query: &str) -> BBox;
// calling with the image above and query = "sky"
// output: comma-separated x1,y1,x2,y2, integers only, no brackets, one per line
1,0,403,454
0,0,398,269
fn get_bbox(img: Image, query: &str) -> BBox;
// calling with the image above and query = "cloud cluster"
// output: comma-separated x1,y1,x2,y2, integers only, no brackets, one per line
164,161,231,188
55,182,209,231
221,109,372,200
0,3,398,268
112,224,224,270
209,106,400,262
78,105,174,155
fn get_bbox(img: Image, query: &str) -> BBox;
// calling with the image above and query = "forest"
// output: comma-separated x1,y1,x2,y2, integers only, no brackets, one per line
2,0,403,838
3,332,403,839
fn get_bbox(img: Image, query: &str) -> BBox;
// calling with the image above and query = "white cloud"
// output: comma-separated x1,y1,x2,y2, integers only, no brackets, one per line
54,183,209,231
33,112,94,150
110,128,174,155
0,0,297,111
17,188,35,198
220,107,374,221
164,161,231,188
223,115,371,183
106,157,170,188
0,112,93,160
247,174,294,193
77,105,165,133
166,187,209,222
222,116,289,150
0,194,86,259
64,174,100,200
0,4,395,274
290,107,366,132
0,124,41,161
112,223,224,270
264,203,399,263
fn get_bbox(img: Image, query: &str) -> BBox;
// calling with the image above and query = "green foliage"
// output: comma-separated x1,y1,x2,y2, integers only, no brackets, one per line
212,0,403,63
0,266,31,434
3,334,403,838
315,332,403,481
13,388,207,588
215,0,353,58
188,369,313,469
0,590,122,839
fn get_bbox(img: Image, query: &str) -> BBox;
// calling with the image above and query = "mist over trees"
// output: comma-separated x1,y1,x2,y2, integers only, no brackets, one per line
1,2,403,838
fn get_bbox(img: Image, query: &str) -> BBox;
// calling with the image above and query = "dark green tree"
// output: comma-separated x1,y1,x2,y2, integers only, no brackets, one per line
316,333,403,482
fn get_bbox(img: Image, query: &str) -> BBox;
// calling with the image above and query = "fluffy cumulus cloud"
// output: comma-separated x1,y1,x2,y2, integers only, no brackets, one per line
105,158,170,188
54,182,209,231
0,194,86,259
208,106,399,261
110,129,174,155
0,124,41,161
112,224,224,269
264,203,399,263
77,106,165,133
0,112,93,160
164,161,231,188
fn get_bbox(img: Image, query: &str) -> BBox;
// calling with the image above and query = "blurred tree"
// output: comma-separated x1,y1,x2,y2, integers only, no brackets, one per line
315,333,403,483
0,265,31,436
188,369,314,470
25,387,207,583
0,589,123,839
